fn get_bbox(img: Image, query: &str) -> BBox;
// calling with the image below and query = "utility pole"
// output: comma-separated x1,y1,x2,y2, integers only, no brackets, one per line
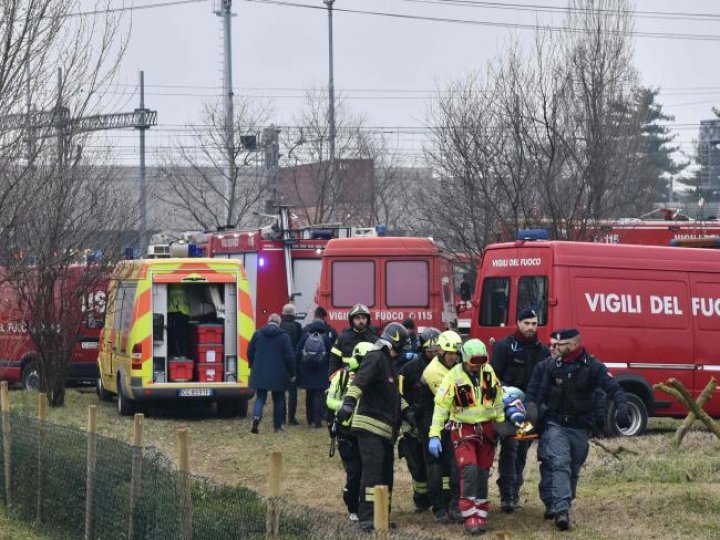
324,0,337,200
264,126,280,214
215,0,236,228
135,71,152,251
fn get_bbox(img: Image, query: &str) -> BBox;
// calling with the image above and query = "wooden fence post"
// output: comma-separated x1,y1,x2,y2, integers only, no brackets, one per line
265,451,282,540
178,429,192,540
128,413,144,540
1,381,11,512
84,405,97,540
36,393,47,525
373,485,389,540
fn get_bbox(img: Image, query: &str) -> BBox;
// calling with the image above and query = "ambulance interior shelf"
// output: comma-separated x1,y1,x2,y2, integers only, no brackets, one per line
152,283,233,384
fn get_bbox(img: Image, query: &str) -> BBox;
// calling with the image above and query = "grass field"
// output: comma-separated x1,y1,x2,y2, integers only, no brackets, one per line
7,387,720,540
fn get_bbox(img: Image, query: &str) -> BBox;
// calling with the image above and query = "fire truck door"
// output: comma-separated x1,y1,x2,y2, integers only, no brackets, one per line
292,259,321,318
234,254,257,315
152,283,167,374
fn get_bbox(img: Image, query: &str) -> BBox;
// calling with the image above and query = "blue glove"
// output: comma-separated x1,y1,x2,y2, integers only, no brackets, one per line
428,437,442,458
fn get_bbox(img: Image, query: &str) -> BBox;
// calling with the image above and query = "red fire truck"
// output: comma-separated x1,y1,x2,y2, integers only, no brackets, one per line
316,237,457,333
517,208,720,246
470,239,720,436
205,208,376,322
0,269,107,389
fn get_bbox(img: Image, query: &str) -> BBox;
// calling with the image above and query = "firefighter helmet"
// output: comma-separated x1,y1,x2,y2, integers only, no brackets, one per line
346,341,373,371
381,322,409,352
418,327,441,351
437,330,463,353
348,304,371,323
461,339,489,366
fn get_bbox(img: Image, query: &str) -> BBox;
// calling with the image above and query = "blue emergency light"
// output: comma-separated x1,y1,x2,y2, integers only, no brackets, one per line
188,244,203,257
517,229,548,241
259,257,265,268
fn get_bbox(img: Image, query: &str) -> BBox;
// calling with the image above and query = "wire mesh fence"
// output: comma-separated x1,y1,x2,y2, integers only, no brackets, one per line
0,389,441,540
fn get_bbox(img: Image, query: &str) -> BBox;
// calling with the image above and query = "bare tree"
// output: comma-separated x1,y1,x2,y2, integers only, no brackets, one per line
157,100,272,230
0,0,130,406
422,0,651,253
280,91,377,225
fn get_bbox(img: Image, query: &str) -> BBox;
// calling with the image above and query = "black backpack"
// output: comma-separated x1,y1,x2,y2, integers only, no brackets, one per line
301,332,327,370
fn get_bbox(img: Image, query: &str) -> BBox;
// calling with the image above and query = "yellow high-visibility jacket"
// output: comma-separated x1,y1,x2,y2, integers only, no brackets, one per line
429,363,505,438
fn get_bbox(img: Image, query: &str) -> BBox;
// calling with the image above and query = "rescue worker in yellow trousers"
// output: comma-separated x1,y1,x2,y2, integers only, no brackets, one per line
428,339,510,535
336,322,414,532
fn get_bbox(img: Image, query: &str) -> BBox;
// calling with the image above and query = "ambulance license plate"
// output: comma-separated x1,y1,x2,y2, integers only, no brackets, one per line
178,388,213,397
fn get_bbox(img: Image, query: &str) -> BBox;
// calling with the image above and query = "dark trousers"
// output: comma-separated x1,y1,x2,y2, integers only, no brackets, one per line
423,429,459,516
167,312,190,358
338,434,362,514
543,423,589,514
252,389,285,430
537,433,552,511
305,389,326,426
496,436,533,502
286,383,298,422
398,432,430,510
356,432,394,524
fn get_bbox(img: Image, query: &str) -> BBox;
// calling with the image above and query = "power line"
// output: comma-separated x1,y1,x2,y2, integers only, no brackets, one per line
69,0,207,17
395,0,720,23
241,0,720,42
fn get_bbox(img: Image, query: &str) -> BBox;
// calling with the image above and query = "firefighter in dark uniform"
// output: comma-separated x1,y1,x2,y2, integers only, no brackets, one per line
336,322,412,531
526,328,631,531
490,307,550,512
420,330,464,523
397,327,442,514
328,304,378,378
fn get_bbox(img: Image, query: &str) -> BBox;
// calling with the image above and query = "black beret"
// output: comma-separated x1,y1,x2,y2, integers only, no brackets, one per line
402,318,415,329
551,328,579,340
517,308,538,321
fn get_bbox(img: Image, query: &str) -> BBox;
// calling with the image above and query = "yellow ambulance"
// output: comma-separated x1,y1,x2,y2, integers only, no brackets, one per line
96,257,254,416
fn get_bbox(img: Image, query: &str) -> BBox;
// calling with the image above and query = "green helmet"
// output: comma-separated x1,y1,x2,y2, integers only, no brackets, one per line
461,339,489,365
437,330,462,353
346,341,373,371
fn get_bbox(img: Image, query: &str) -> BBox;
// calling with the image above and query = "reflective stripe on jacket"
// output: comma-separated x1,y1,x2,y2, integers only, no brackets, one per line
429,363,505,438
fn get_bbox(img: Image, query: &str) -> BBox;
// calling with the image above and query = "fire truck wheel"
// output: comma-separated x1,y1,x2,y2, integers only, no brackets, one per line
117,374,135,417
96,377,113,402
606,393,647,438
21,361,40,392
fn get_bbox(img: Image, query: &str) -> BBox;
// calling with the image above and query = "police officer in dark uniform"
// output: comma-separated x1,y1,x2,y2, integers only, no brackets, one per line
328,304,378,378
397,328,442,514
526,328,631,531
490,308,549,512
336,322,412,531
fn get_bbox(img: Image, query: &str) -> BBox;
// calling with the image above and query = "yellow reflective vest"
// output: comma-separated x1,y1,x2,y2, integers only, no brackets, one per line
429,363,505,439
422,357,453,397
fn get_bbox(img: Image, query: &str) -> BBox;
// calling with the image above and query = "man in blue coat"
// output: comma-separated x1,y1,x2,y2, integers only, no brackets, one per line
297,306,337,428
248,313,296,434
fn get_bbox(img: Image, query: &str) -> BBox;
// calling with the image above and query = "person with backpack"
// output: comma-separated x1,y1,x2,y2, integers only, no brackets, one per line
326,341,373,522
297,307,336,427
280,304,303,425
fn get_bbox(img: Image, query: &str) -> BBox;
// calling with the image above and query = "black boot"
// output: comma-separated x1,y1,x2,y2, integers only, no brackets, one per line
251,416,260,434
555,511,570,531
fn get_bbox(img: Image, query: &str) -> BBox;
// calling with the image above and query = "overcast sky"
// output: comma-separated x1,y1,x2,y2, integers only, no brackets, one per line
88,0,720,169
